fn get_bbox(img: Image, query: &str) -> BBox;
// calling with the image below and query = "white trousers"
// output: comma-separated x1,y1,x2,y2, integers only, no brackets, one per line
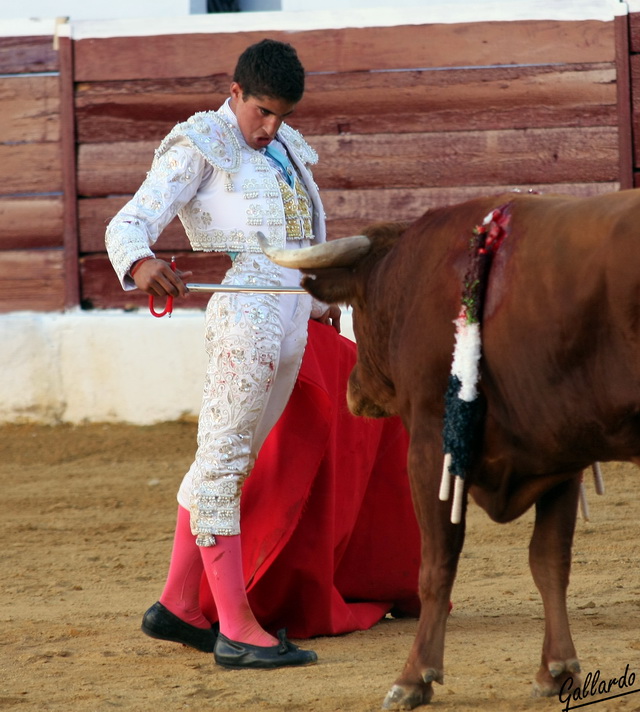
177,251,312,546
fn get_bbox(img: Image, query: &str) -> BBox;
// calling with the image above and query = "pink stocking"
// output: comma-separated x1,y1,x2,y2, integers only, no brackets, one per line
159,506,210,629
200,534,277,646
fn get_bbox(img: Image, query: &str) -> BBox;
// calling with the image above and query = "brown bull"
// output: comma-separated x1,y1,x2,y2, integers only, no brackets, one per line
259,189,640,709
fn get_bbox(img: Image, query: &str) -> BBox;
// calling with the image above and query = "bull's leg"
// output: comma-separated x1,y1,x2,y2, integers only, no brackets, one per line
528,474,581,697
383,441,466,710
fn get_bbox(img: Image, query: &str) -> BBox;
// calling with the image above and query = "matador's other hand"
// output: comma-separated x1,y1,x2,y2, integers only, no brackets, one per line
131,258,193,298
314,304,341,334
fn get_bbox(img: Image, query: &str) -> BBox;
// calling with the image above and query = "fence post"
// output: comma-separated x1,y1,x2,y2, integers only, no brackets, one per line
58,27,81,309
615,11,634,190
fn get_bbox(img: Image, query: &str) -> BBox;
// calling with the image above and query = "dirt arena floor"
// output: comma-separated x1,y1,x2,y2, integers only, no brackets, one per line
2,422,640,712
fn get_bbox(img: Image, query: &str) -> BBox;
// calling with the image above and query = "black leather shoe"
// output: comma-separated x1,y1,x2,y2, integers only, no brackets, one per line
141,601,217,653
214,628,318,669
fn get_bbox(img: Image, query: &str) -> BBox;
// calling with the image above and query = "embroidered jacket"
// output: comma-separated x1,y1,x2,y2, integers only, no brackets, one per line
105,102,326,289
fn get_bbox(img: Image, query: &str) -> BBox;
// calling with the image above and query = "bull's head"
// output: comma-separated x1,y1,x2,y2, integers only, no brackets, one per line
257,223,405,306
258,224,407,418
256,232,371,305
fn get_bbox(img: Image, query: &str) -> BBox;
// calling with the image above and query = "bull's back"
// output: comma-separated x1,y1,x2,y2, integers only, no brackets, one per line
480,189,640,468
381,188,640,468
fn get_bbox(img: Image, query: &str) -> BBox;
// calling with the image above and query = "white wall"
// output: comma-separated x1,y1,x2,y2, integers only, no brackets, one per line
0,310,354,425
1,0,624,23
280,0,626,19
1,1,624,40
0,0,207,21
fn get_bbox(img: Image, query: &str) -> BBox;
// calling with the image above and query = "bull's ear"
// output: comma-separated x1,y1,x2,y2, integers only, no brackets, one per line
257,232,370,269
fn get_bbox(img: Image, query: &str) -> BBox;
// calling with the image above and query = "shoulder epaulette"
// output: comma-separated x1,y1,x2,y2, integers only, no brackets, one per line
155,111,242,173
277,123,318,166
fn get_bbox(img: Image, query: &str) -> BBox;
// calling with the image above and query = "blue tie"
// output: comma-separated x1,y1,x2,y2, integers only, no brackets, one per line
264,143,294,187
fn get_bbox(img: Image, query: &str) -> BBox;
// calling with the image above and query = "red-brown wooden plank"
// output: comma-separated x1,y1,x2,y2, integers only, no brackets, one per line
0,197,64,250
0,75,60,143
0,35,59,74
321,181,620,233
299,63,617,135
324,183,619,238
313,128,619,189
0,143,62,195
73,20,616,82
74,75,225,143
79,197,189,253
77,126,620,198
0,249,65,313
74,62,617,144
77,140,154,196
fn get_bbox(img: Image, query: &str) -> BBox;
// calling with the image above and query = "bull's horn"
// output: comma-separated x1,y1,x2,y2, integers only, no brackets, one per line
257,231,370,269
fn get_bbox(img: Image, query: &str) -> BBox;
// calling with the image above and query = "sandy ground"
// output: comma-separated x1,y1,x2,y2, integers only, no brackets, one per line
2,422,640,712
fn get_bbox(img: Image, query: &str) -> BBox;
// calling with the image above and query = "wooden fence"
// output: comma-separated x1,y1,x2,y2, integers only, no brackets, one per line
1,7,638,314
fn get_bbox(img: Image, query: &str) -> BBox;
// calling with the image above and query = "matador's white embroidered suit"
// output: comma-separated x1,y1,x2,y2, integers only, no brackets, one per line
106,100,328,546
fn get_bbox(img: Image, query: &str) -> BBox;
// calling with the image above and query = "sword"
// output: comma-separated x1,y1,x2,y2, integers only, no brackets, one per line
187,283,306,294
148,255,307,318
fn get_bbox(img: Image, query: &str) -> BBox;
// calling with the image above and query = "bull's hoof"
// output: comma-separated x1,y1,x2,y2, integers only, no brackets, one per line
531,659,581,698
531,680,561,698
382,683,434,710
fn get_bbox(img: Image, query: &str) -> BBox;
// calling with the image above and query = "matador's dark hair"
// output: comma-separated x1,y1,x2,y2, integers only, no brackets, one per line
233,39,305,104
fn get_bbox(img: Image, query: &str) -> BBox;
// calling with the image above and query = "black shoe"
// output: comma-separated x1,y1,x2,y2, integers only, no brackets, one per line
141,601,217,653
214,629,318,669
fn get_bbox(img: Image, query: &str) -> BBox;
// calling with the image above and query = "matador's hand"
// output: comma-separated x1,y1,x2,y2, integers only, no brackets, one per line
314,304,341,334
131,258,192,298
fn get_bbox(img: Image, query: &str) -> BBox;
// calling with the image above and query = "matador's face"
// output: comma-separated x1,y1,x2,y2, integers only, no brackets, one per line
229,82,297,151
